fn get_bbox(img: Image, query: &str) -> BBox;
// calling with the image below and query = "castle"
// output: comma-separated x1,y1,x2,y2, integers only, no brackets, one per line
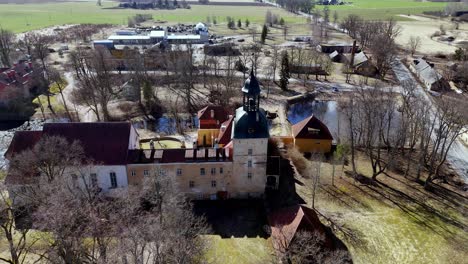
5,71,334,203
5,71,277,201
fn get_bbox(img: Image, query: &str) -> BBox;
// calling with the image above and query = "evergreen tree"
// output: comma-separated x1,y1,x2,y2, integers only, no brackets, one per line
279,51,290,91
279,17,285,26
237,19,242,28
174,0,178,6
261,24,268,44
245,19,250,27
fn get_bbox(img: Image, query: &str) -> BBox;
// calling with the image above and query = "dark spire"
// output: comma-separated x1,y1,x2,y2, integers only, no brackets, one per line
242,70,260,96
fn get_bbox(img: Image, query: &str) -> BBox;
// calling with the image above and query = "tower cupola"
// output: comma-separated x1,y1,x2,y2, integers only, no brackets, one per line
242,70,261,112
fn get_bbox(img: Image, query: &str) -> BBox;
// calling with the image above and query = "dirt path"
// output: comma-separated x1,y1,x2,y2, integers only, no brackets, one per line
62,72,96,122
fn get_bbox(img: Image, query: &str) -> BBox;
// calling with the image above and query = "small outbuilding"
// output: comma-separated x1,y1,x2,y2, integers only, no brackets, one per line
411,58,450,92
291,115,333,153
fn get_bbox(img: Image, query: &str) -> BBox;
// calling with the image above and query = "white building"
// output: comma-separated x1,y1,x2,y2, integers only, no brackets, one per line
5,122,139,204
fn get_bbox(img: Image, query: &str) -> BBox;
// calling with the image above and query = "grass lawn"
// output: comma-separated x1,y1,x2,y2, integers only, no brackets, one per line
140,140,183,149
32,79,68,116
323,0,448,21
0,2,304,33
203,235,276,264
295,153,468,264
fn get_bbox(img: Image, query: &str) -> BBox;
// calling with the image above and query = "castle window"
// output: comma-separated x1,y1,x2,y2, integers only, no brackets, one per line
110,172,117,188
143,170,149,176
247,173,252,179
211,168,216,175
219,167,223,174
248,160,252,168
200,168,205,176
211,180,217,188
177,168,182,176
131,170,136,176
189,181,195,188
248,149,253,155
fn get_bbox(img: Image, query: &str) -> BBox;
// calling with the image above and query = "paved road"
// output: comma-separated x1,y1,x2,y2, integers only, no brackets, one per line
392,59,468,182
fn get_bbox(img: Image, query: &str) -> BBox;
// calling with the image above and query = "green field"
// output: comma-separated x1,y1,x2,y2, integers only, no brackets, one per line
326,0,448,21
0,1,305,33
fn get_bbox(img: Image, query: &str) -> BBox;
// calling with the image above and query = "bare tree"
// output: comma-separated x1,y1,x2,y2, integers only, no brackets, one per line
423,98,467,185
0,182,42,264
0,28,14,67
115,169,211,264
70,47,121,121
30,33,54,111
408,36,421,57
369,33,398,80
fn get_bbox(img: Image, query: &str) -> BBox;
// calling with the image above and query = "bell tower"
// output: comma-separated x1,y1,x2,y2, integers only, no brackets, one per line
231,70,269,198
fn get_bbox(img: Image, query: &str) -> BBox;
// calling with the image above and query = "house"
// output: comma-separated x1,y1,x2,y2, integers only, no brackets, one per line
410,58,450,92
0,60,35,104
197,105,229,147
346,51,378,77
319,43,359,54
329,50,347,63
5,122,139,205
291,115,333,153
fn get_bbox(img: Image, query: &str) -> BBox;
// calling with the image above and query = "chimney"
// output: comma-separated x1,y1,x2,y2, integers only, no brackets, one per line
149,139,155,150
193,141,197,160
350,40,357,68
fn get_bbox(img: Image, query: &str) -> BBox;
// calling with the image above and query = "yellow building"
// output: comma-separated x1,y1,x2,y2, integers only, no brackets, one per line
292,115,333,153
196,105,229,147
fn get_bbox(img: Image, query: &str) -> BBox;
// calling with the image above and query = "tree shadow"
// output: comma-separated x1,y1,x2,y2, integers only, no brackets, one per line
193,199,269,239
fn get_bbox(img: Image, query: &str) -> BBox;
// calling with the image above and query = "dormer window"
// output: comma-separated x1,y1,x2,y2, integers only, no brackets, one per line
210,109,215,119
308,127,320,135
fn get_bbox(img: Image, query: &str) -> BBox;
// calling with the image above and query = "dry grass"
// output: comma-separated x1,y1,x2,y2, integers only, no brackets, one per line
293,152,468,264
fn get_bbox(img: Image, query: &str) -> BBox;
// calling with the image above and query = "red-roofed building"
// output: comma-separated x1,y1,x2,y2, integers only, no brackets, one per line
5,122,139,199
0,60,35,104
268,205,331,254
197,105,229,147
291,115,333,153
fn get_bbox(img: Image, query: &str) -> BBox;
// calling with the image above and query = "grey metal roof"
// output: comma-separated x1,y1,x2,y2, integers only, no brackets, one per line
232,107,269,139
414,59,443,85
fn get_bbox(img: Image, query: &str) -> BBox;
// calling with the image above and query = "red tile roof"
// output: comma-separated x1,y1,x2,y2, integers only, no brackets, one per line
268,205,326,253
217,115,233,145
41,122,132,165
292,115,333,140
4,131,43,159
197,105,229,129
